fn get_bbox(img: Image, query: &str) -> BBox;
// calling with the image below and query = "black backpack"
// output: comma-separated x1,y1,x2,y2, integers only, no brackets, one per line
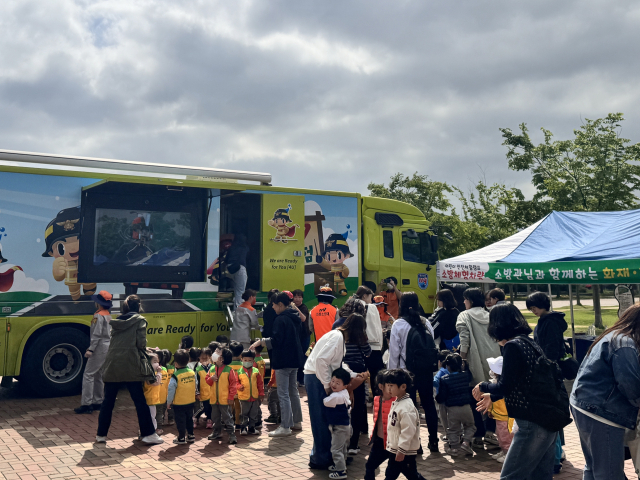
405,327,438,377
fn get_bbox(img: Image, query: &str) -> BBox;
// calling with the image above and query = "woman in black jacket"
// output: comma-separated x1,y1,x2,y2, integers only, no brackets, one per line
226,234,249,308
252,291,304,438
430,289,461,350
472,304,570,480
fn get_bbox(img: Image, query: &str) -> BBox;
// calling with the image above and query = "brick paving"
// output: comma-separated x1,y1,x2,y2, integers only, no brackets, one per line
0,383,636,480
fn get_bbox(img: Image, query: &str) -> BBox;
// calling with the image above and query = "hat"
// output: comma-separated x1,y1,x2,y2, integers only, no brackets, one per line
273,204,292,222
317,285,336,300
92,290,113,309
373,295,387,306
42,206,82,257
486,356,503,375
283,290,294,299
323,233,352,256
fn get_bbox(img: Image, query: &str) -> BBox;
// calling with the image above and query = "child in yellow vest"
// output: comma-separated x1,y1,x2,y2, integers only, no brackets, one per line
143,353,164,433
486,357,514,463
265,362,281,424
206,347,238,444
253,345,266,379
194,348,213,429
238,350,265,435
229,341,245,428
154,349,173,428
167,349,196,444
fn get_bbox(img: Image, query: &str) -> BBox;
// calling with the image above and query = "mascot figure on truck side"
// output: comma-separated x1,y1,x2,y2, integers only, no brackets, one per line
42,206,97,301
315,230,351,296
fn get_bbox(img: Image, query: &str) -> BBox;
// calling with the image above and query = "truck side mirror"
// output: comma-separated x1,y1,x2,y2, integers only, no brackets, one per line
430,234,439,254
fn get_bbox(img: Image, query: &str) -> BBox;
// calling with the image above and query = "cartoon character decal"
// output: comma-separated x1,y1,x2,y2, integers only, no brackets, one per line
0,243,24,292
315,227,351,296
268,204,299,243
42,206,97,300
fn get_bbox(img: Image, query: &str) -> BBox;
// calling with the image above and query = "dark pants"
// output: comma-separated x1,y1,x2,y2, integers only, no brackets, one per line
297,334,311,384
409,375,438,443
365,350,385,396
365,435,393,480
385,454,425,480
97,382,155,438
471,398,496,438
305,373,333,467
194,400,212,420
173,403,195,440
349,382,367,449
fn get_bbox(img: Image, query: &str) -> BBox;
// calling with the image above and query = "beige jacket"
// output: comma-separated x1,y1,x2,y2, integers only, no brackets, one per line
386,394,421,456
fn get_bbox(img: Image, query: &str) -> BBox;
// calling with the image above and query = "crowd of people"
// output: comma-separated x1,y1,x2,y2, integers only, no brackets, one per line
72,281,640,480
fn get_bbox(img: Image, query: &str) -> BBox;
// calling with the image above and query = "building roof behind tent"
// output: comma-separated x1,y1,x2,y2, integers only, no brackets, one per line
501,209,640,263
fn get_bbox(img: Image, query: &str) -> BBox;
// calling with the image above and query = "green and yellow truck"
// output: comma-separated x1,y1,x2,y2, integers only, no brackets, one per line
0,149,438,396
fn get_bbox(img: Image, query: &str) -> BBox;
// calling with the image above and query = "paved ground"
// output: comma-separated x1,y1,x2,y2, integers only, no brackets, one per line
0,382,636,480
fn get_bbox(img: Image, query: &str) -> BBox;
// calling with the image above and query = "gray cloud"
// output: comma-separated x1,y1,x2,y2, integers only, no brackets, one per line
1,0,640,200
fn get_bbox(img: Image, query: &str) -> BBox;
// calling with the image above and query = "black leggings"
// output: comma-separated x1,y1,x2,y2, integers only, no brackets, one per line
97,382,155,438
409,375,438,444
349,383,367,449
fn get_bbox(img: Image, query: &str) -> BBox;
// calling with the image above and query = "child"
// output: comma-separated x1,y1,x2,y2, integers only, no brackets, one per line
253,345,266,379
180,335,194,350
216,335,229,347
75,290,113,414
143,352,164,433
436,353,476,457
265,368,281,424
486,357,513,463
365,370,396,480
433,349,452,438
194,348,213,429
187,347,202,370
206,347,238,444
373,295,394,330
162,350,176,426
167,349,196,445
229,341,245,428
323,368,352,480
155,352,169,434
384,369,426,480
237,350,265,435
232,289,259,350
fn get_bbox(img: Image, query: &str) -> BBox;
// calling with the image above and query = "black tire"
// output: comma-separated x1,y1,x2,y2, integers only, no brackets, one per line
22,327,89,397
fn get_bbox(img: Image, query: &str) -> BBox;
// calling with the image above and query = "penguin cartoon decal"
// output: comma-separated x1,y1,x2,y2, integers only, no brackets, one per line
42,206,97,300
267,204,299,243
315,227,351,296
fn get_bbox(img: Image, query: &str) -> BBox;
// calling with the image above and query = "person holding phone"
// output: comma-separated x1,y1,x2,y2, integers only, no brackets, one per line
376,277,403,320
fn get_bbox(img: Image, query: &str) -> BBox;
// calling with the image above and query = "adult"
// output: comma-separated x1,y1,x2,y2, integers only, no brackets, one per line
376,277,402,320
527,291,568,474
354,286,385,396
332,296,366,330
259,288,279,339
226,233,249,308
96,295,163,445
309,286,339,341
456,287,501,446
304,313,368,470
429,289,461,351
75,291,113,414
251,292,305,437
292,289,311,384
231,289,259,350
488,288,507,309
570,304,640,479
388,292,440,452
473,304,571,479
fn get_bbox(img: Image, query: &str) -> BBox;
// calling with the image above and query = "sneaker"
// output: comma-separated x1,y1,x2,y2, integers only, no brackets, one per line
95,436,107,443
140,433,164,445
292,422,303,431
208,432,222,440
228,434,238,445
206,419,213,429
553,464,562,474
268,426,292,437
74,405,93,414
91,403,102,411
241,427,248,436
187,435,195,443
156,429,163,435
459,441,474,456
484,432,500,446
347,448,360,455
308,462,332,470
560,449,566,463
328,471,347,480
193,419,198,429
471,437,485,449
427,440,439,453
248,427,259,435
445,445,460,457
173,438,187,445
265,414,279,424
492,451,506,463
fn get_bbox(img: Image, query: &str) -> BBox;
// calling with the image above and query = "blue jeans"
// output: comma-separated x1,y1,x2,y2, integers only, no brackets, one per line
500,418,556,479
572,406,625,480
305,373,333,467
228,265,247,308
275,368,302,429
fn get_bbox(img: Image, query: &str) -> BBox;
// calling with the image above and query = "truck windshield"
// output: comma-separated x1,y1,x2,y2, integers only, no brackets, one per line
402,230,433,264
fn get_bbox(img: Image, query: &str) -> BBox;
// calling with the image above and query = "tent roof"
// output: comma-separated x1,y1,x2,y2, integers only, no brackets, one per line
444,209,640,264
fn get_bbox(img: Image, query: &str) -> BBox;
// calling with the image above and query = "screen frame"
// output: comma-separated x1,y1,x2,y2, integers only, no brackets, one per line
78,182,208,284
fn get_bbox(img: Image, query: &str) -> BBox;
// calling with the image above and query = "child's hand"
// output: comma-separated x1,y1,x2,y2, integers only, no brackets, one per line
238,384,245,391
84,350,93,358
258,396,264,404
395,452,405,462
167,403,172,410
196,394,201,401
210,374,218,382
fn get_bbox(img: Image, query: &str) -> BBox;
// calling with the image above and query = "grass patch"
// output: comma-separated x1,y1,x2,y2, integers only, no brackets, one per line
520,305,619,335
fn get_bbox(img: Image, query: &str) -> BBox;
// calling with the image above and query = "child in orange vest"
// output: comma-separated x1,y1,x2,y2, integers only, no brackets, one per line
238,350,265,435
206,347,238,444
365,370,396,480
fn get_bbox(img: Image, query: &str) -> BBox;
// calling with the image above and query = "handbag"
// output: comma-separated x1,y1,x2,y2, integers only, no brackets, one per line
558,353,580,380
138,348,158,383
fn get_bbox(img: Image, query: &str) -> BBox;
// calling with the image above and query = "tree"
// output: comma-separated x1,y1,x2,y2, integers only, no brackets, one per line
501,113,640,328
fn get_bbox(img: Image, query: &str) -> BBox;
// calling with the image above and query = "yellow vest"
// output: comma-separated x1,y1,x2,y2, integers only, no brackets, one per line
144,381,162,406
158,367,168,404
490,398,509,422
172,367,196,405
237,366,261,401
196,363,212,401
254,357,266,380
210,365,235,405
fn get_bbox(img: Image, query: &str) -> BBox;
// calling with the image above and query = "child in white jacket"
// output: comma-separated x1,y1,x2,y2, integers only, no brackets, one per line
384,369,426,480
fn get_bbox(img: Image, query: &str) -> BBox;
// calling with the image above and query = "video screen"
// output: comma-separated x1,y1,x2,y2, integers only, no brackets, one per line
93,209,191,267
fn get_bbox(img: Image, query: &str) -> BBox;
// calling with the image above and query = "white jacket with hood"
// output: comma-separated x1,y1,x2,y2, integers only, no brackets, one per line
455,307,501,385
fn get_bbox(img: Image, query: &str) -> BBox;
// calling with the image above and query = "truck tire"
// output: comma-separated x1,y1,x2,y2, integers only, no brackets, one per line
21,327,89,397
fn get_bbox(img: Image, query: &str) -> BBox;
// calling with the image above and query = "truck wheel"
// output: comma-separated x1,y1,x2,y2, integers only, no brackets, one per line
22,327,89,397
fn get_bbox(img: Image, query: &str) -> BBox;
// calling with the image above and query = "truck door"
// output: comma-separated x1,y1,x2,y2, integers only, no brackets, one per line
261,195,305,292
400,229,438,314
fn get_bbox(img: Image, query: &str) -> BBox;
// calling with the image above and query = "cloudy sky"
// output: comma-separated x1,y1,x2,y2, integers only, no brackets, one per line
2,0,639,200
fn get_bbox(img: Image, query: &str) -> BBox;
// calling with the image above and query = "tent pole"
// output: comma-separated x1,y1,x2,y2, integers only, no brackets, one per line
548,284,553,311
569,284,576,359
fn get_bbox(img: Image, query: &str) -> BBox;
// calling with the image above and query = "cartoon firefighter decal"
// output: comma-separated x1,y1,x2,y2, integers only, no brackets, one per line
268,204,299,243
315,230,351,296
42,206,97,300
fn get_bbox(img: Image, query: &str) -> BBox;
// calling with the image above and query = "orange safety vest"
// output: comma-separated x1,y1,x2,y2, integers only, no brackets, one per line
311,303,338,341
